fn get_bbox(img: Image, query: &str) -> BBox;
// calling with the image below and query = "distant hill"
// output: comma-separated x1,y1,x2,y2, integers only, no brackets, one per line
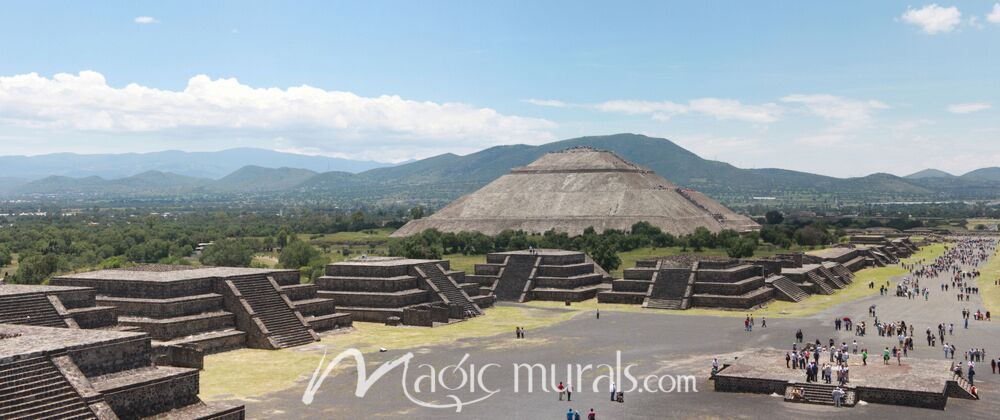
0,177,29,195
0,148,392,180
905,169,955,179
962,167,1000,182
331,134,950,204
213,166,318,192
6,134,1000,205
15,171,209,195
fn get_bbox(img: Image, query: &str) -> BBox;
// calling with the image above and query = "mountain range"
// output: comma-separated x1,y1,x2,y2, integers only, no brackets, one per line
5,134,1000,206
0,148,392,181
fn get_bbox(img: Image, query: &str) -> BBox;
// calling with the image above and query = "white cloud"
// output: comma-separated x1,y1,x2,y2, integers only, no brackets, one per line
686,98,782,123
989,3,1000,24
134,16,159,24
900,4,962,34
522,98,570,108
0,71,556,159
948,102,992,114
780,94,889,128
590,98,780,123
592,100,687,120
781,94,889,148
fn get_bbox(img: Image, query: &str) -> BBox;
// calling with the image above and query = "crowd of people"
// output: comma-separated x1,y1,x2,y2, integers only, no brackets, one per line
764,237,1000,406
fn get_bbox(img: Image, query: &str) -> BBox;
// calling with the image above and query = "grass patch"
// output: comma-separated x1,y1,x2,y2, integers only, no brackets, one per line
977,247,1000,314
300,228,394,244
966,219,1000,231
199,305,580,400
443,253,486,273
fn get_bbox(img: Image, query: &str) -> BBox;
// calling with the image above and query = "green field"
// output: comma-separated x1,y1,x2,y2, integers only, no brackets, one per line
977,247,1000,314
297,228,394,244
200,305,581,400
966,219,1000,231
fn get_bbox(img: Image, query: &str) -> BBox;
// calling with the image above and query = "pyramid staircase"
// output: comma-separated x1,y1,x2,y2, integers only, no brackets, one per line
415,262,481,316
0,294,70,328
643,261,695,310
493,255,539,302
817,266,846,288
784,383,856,407
833,265,854,281
227,274,317,348
769,276,809,302
807,272,835,295
0,356,98,420
644,298,686,310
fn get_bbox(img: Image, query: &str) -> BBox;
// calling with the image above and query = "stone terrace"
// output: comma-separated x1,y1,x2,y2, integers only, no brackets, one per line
469,249,611,303
600,251,860,310
317,257,493,326
0,284,118,330
50,265,352,353
714,350,974,410
0,323,243,419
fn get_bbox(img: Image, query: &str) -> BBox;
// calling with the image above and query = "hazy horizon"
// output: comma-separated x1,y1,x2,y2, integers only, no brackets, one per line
1,1,998,177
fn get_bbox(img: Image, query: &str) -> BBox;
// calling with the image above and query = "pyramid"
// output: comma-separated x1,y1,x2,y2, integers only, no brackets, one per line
391,147,759,237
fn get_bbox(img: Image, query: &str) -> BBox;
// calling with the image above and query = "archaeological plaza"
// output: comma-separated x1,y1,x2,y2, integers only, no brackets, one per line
1,148,996,419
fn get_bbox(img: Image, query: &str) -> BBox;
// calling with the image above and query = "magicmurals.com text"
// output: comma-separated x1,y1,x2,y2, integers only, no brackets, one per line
302,349,698,412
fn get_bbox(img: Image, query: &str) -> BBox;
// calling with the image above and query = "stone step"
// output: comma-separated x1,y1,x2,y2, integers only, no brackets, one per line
1,377,74,402
152,329,247,354
306,313,352,332
784,384,856,407
1,389,90,419
35,406,97,420
0,358,51,374
0,369,63,390
645,298,683,310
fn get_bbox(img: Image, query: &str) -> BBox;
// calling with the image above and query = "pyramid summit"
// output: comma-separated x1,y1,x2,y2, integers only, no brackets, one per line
392,147,759,237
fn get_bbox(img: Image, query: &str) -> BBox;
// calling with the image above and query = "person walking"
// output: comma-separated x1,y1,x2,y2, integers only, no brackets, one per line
567,408,574,420
567,384,573,402
832,387,845,408
558,382,566,401
587,408,596,420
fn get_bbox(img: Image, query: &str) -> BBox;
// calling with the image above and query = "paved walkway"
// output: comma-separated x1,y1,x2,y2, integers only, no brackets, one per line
236,244,1000,419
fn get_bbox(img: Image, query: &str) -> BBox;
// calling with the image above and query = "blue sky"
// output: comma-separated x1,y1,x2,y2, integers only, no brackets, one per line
0,1,997,177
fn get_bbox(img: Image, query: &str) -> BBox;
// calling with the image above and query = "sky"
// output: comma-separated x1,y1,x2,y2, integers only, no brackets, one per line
0,1,998,177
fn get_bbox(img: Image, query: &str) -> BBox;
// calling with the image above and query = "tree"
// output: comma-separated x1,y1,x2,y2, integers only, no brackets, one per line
279,241,320,269
0,249,11,267
726,238,757,258
588,239,621,272
13,254,63,284
765,211,784,225
388,229,444,259
200,239,255,267
793,226,831,247
687,227,714,251
409,206,425,220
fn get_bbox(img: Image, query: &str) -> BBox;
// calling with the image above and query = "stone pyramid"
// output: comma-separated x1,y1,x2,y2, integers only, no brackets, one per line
392,147,759,237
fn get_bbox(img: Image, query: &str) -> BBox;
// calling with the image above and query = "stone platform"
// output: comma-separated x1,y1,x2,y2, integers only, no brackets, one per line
50,265,352,352
470,249,611,303
317,257,492,326
0,283,118,329
0,323,243,419
713,350,974,410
